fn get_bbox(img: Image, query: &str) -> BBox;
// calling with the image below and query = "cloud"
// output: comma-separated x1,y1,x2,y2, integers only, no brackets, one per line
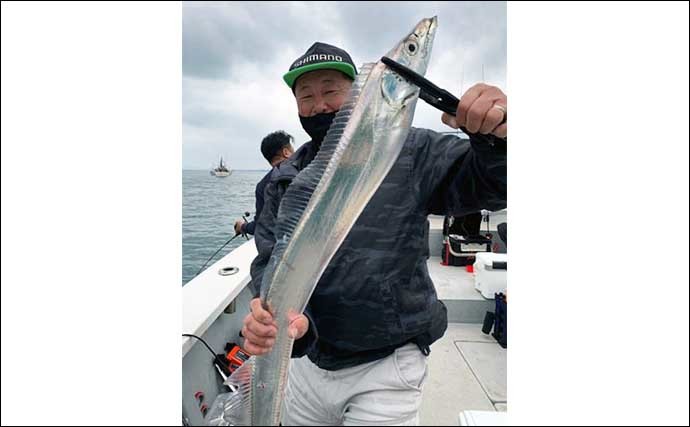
182,1,506,169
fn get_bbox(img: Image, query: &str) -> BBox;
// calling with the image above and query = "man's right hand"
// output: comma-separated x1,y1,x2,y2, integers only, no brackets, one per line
241,298,309,355
441,83,507,139
234,220,244,235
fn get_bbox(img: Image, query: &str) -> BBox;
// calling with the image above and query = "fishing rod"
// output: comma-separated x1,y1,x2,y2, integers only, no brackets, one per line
194,212,251,278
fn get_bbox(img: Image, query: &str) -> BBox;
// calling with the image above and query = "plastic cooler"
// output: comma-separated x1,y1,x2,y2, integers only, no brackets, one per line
473,252,508,299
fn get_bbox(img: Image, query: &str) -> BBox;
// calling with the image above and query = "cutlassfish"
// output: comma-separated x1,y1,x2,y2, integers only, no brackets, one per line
207,16,438,426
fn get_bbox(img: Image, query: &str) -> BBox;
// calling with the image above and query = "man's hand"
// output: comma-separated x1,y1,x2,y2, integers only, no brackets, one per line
234,220,244,235
442,83,507,138
241,298,309,355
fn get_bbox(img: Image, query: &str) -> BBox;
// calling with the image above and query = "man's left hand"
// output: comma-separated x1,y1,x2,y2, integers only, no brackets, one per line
441,83,507,138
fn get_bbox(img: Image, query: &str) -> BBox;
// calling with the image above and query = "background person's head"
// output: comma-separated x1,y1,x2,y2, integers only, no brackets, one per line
261,131,294,167
283,42,357,143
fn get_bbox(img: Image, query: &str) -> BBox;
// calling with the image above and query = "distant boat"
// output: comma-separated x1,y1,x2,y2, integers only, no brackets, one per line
210,156,232,177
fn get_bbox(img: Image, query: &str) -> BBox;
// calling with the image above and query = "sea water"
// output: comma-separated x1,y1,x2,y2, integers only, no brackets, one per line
182,170,268,285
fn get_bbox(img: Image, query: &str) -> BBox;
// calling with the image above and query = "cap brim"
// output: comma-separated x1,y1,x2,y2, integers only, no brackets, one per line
283,62,357,89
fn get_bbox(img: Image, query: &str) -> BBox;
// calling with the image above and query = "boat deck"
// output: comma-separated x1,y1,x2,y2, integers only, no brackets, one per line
420,253,507,425
420,323,507,425
182,214,507,425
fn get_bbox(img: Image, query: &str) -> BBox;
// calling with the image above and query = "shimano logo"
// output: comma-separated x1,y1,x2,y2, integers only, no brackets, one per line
293,54,343,68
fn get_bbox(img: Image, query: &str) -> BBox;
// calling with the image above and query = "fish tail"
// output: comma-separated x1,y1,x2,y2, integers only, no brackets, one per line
206,357,254,426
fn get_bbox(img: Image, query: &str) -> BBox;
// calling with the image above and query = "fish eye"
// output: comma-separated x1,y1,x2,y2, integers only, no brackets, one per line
406,41,418,55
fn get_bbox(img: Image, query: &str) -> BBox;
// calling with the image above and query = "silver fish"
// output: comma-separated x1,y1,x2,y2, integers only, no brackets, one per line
207,16,438,426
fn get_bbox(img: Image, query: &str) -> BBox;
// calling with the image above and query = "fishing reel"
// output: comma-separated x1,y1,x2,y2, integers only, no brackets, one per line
239,211,251,239
233,211,252,238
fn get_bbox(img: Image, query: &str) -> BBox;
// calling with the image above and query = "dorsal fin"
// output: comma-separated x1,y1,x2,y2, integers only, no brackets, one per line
260,63,375,298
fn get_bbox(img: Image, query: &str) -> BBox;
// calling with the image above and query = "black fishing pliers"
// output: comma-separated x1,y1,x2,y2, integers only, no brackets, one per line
381,56,506,139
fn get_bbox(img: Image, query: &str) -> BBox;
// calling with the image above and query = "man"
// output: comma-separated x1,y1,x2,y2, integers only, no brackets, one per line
233,131,294,236
244,42,507,425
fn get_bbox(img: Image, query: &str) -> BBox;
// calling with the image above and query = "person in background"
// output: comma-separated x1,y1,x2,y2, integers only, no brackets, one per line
233,131,294,236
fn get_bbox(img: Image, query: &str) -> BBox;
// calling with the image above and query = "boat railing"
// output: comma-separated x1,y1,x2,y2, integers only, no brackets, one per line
182,239,257,356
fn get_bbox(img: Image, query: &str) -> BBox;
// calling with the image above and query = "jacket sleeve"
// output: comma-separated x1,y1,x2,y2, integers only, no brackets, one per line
242,220,255,236
413,130,507,216
241,174,269,237
248,178,319,358
249,180,282,298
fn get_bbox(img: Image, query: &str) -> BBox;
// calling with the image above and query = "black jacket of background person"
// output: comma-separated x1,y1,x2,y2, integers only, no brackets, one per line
240,170,272,236
249,128,507,371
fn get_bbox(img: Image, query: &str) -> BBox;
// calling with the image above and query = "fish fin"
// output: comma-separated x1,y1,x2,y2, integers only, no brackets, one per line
206,357,254,426
261,63,376,296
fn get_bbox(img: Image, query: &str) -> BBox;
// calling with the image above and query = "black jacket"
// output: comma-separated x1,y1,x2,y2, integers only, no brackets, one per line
241,170,272,236
250,128,507,370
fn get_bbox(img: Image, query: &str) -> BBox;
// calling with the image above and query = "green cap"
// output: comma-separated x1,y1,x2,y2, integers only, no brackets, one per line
283,42,357,90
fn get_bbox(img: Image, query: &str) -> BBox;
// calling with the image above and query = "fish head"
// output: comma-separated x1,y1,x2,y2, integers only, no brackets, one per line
380,16,438,110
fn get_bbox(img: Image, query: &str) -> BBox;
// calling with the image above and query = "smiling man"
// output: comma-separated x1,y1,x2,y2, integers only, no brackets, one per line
245,41,507,425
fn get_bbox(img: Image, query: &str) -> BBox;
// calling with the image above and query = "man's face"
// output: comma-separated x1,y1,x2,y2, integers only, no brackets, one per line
294,70,353,117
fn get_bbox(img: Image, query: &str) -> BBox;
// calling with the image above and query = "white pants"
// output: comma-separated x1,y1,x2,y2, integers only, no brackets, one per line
282,343,428,426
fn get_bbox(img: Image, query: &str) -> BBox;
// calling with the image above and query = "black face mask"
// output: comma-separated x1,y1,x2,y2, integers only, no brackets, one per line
299,111,337,146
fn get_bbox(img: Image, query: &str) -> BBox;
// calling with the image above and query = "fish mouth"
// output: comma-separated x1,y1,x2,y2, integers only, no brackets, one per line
428,16,438,43
423,16,438,58
411,16,437,73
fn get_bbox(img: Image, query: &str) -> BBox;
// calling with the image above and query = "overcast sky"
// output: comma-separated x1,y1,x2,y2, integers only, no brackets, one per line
182,1,506,170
